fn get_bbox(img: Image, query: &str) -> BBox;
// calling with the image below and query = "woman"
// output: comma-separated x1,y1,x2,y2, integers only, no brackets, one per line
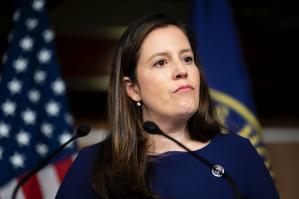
56,14,279,199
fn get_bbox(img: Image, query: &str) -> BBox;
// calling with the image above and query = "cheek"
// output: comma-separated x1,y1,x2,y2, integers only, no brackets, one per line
197,70,201,85
192,67,201,88
137,69,170,106
193,67,201,105
139,74,165,99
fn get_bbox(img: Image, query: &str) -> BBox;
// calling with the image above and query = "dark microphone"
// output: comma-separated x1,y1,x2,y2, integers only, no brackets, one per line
76,123,91,137
11,123,91,199
143,121,241,199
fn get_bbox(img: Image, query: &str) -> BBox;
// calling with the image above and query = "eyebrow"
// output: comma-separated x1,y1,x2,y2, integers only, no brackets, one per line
147,48,192,63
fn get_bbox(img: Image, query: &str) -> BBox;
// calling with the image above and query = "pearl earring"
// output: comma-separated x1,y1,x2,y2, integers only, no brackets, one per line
137,102,141,106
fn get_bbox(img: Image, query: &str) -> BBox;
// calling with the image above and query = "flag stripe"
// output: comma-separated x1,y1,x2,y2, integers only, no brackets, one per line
0,0,77,198
0,158,74,199
36,164,60,199
20,175,42,199
0,178,25,199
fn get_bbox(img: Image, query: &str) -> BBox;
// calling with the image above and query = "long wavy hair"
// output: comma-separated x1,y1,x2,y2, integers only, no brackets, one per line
91,14,227,199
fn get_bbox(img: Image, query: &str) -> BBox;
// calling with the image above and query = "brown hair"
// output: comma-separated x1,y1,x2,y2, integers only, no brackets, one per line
91,13,226,199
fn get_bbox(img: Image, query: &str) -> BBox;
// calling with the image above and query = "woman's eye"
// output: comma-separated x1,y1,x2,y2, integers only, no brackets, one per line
154,60,166,67
183,57,193,63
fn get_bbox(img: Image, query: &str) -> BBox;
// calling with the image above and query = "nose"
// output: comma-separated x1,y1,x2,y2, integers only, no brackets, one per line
173,62,188,80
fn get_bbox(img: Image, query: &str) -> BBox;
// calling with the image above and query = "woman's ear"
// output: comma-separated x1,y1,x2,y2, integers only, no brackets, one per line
123,77,141,102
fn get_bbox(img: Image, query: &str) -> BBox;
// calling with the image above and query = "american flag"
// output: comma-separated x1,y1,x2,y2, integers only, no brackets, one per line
0,0,77,198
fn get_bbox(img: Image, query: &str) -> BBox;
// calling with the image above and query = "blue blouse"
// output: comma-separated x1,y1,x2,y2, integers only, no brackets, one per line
56,133,279,199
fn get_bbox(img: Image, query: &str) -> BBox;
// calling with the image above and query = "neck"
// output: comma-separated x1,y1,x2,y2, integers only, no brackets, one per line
144,117,203,154
142,110,210,154
148,123,192,154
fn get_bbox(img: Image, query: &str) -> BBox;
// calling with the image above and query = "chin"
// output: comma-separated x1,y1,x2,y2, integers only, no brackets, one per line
174,103,198,119
179,99,198,112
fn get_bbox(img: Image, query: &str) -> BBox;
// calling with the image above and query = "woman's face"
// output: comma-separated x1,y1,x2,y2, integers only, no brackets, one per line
127,25,200,124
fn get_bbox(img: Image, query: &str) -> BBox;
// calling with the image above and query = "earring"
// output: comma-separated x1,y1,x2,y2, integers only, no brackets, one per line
137,102,141,106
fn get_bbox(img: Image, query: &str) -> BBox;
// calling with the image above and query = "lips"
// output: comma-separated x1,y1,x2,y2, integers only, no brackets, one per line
174,85,194,93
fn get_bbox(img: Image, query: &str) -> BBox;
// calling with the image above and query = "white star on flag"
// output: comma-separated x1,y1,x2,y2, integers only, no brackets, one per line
37,48,52,64
21,108,36,125
15,130,31,147
58,131,73,148
35,143,48,157
0,121,10,138
28,89,41,103
33,0,45,11
2,51,7,64
13,9,20,22
64,113,74,125
40,122,54,138
13,56,28,73
7,78,22,95
0,147,3,160
9,151,25,169
43,29,55,43
34,70,47,84
0,0,78,194
51,78,65,95
1,99,17,117
45,100,60,117
19,36,34,51
26,18,38,31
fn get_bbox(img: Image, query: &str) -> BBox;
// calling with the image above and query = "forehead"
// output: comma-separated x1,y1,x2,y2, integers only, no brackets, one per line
139,25,191,56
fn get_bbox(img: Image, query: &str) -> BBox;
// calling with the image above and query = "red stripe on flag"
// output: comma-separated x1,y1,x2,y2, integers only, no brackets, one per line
54,157,73,182
19,174,42,199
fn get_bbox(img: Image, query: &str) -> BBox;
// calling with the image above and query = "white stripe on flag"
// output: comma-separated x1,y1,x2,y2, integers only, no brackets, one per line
36,164,60,199
0,179,25,199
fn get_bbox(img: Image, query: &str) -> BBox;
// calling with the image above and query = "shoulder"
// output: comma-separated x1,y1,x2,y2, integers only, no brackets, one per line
207,133,268,168
211,133,279,198
77,142,103,161
70,142,103,169
212,133,264,163
211,132,251,150
213,132,248,142
72,141,104,174
55,142,103,199
202,133,256,167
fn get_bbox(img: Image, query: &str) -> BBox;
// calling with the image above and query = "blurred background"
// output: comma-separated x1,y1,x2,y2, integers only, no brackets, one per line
0,0,298,198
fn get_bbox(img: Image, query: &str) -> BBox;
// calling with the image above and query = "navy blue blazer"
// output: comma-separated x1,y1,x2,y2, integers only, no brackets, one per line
56,133,279,199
